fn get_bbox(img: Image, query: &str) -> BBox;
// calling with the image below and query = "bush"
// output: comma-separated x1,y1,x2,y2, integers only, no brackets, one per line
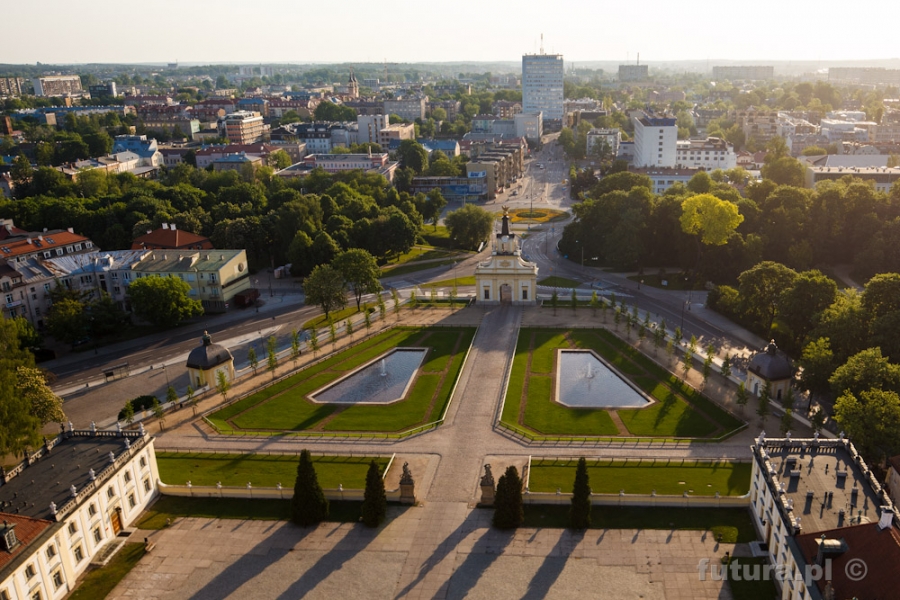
118,394,157,420
361,460,387,527
493,466,524,529
291,449,329,527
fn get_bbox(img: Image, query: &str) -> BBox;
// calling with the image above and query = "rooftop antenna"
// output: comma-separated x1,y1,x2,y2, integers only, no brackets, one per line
637,52,640,66
540,33,544,55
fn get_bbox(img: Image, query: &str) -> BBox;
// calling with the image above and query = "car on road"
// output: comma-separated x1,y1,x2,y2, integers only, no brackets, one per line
512,190,518,196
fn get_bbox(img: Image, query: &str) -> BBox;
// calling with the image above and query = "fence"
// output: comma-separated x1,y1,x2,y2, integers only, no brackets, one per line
522,490,751,508
158,482,403,502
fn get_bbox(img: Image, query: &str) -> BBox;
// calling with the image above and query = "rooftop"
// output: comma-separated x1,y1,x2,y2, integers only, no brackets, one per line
132,227,212,251
753,437,892,534
0,514,53,573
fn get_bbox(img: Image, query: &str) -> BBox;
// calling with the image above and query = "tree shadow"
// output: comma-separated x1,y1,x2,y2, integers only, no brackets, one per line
187,523,315,600
445,527,515,599
520,530,585,600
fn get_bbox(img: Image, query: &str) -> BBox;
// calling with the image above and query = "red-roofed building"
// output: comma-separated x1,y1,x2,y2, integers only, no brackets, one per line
795,521,900,599
131,224,213,251
0,514,53,573
195,143,284,168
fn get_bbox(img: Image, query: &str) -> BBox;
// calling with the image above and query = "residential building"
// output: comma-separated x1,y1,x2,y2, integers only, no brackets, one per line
0,429,160,600
0,174,13,199
0,77,26,97
132,224,212,251
711,65,774,81
749,434,899,600
31,75,83,97
693,108,727,128
357,114,389,145
675,137,736,170
829,67,900,87
290,122,355,154
123,95,173,107
235,97,270,118
88,82,117,100
383,97,427,122
140,117,200,140
586,128,621,159
492,101,522,119
111,135,162,168
618,64,649,82
465,144,524,199
276,153,398,182
804,164,900,192
514,112,543,141
419,139,461,158
735,108,779,145
378,123,415,149
522,53,564,123
211,152,263,173
648,90,686,104
630,167,700,194
430,99,461,120
194,144,288,169
344,100,383,115
632,111,678,168
820,118,877,143
410,175,487,202
221,111,266,144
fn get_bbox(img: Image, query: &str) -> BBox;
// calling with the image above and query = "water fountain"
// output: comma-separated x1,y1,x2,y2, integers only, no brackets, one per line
556,350,652,408
309,348,428,405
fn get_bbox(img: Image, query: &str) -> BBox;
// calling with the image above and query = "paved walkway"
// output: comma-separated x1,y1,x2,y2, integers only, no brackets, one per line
112,511,736,600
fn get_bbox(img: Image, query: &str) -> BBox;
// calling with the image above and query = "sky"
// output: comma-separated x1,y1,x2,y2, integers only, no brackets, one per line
4,0,900,66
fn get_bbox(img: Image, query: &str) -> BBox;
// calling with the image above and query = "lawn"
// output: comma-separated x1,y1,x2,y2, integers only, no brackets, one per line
156,452,389,489
420,226,454,249
538,276,581,288
528,459,751,496
302,305,373,330
501,328,743,439
68,543,145,600
136,496,385,529
209,327,474,435
420,276,476,288
381,258,461,279
522,505,757,543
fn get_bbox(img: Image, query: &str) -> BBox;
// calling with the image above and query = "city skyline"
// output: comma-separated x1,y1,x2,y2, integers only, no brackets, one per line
5,0,900,66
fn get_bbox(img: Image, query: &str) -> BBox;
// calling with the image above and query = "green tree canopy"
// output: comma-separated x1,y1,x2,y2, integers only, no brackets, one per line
834,388,900,463
127,276,203,328
333,248,382,311
303,263,346,320
829,347,900,398
444,204,494,250
738,261,798,332
291,449,329,526
680,193,744,246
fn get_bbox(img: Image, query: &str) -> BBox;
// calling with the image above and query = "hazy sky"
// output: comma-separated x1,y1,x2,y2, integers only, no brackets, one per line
5,0,899,65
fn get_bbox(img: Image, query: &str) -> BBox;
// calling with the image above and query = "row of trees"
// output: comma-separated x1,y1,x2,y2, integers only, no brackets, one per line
492,458,592,530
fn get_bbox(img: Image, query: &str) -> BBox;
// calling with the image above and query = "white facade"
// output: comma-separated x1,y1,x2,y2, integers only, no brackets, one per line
522,54,564,122
357,114,388,145
514,112,543,141
586,129,621,158
675,138,736,170
0,430,160,600
632,112,678,168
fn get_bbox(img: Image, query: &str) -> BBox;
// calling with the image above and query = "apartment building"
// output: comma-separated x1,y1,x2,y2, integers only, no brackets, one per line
111,135,162,168
522,53,564,122
492,100,522,119
31,75,83,97
618,64,649,82
291,122,355,154
383,97,427,122
222,111,266,144
409,175,488,202
735,108,779,145
275,153,398,182
194,144,286,169
632,111,678,168
0,77,27,97
586,128,621,158
675,137,736,170
829,67,900,86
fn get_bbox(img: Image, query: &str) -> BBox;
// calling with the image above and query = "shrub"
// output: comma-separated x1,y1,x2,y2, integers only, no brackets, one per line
493,466,524,529
291,449,329,527
118,394,157,420
361,460,387,527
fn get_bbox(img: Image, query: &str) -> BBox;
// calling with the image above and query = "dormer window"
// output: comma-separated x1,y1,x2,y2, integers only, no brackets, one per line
1,522,19,552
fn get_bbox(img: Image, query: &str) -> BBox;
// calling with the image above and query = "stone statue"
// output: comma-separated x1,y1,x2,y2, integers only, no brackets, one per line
400,462,414,485
480,464,495,487
501,205,510,216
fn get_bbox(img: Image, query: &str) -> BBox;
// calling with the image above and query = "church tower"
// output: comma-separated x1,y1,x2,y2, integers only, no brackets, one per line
474,207,538,304
347,69,359,99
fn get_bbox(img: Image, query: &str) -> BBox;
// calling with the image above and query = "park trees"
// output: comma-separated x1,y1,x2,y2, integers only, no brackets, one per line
127,276,203,328
737,261,798,333
396,139,429,175
45,297,88,346
291,449,329,527
304,264,346,320
333,248,382,311
834,388,900,464
679,193,744,271
444,204,493,250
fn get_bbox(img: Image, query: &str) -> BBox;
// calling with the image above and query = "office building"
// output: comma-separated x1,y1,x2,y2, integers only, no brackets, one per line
675,137,737,170
586,129,621,159
522,53,564,122
383,97,427,122
632,111,678,168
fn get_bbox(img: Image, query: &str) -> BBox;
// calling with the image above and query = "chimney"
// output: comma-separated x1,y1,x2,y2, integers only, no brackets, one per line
171,223,177,230
67,227,74,233
879,506,895,530
162,223,169,230
815,534,827,566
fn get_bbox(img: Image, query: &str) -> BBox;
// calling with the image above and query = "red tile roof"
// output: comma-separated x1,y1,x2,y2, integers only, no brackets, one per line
0,222,28,241
131,227,213,250
0,513,54,571
795,522,900,599
0,231,90,259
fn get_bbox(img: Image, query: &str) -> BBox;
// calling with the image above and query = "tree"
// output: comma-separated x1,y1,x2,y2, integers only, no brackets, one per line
121,400,135,425
128,276,203,328
761,156,806,187
248,347,259,375
444,204,494,250
215,370,231,402
702,347,714,387
333,249,382,311
720,354,732,379
392,288,401,318
361,460,387,527
45,298,88,347
269,149,293,170
736,382,749,414
738,262,798,333
590,291,600,317
829,347,900,398
680,193,744,247
571,288,578,312
550,290,559,315
493,465,524,529
834,389,900,463
569,457,592,530
329,320,337,349
291,449,329,526
780,407,794,435
345,318,353,339
308,328,319,357
757,381,771,424
152,397,165,431
378,295,386,321
304,264,346,321
267,335,278,380
186,385,197,416
16,366,65,427
396,139,429,174
290,329,301,366
166,385,178,406
364,305,372,333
